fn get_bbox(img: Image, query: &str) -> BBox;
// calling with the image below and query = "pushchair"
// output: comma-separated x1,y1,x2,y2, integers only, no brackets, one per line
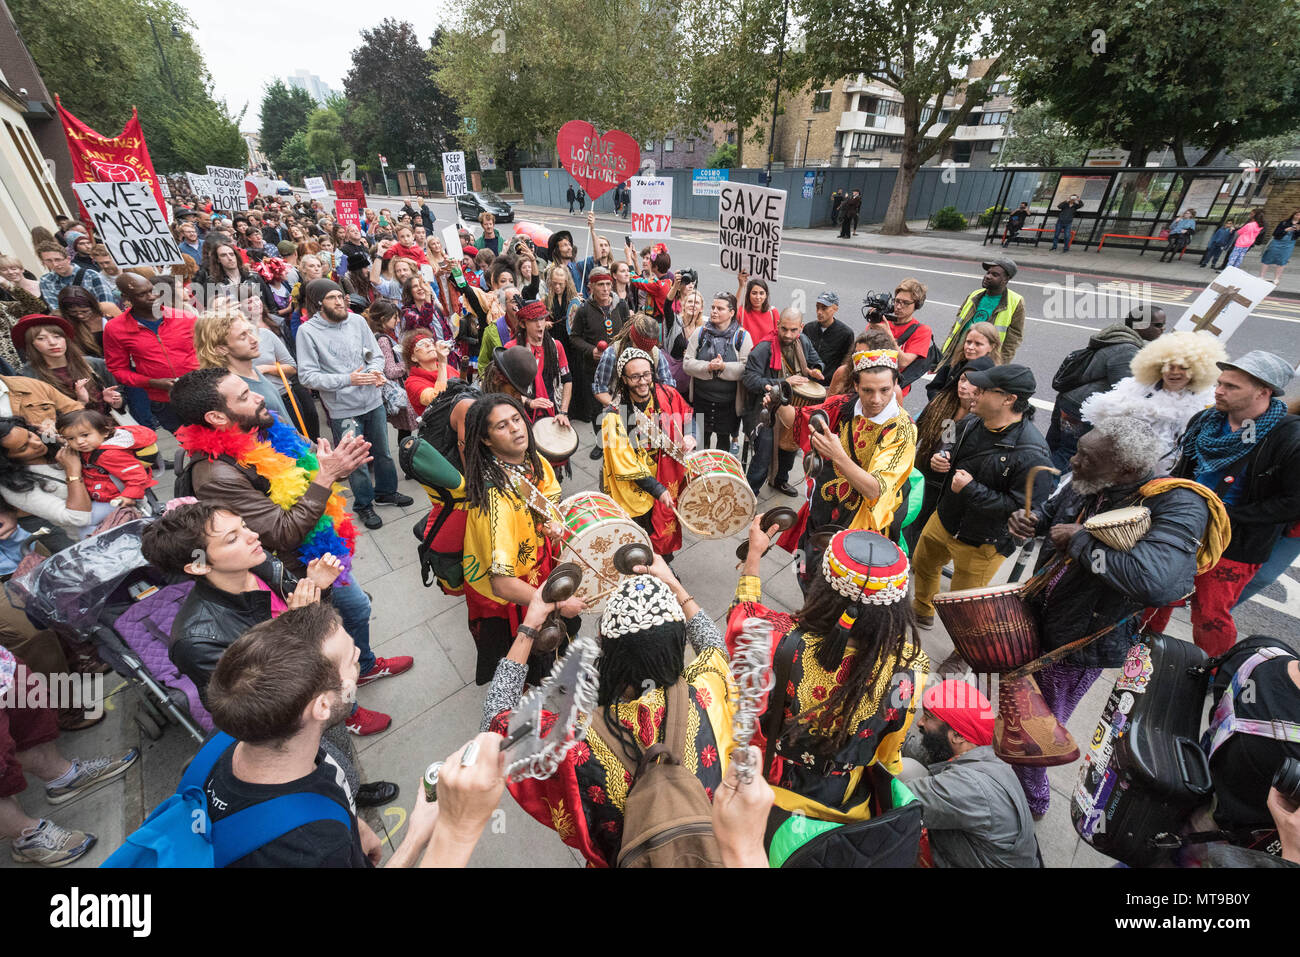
5,519,208,743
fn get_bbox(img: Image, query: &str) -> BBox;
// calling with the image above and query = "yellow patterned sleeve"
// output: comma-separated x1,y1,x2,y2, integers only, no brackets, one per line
856,414,917,533
601,410,654,517
486,487,522,579
873,650,930,776
537,458,561,503
734,574,763,605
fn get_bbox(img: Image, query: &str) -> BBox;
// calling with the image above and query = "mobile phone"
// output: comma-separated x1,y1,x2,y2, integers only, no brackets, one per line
625,236,633,248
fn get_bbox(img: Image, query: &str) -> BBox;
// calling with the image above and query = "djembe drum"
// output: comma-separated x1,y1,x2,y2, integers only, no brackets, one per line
674,449,756,538
933,584,1080,767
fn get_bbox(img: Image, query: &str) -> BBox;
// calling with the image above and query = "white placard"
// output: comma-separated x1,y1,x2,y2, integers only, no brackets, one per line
158,179,172,199
717,181,786,282
73,181,183,270
186,172,212,197
442,151,467,197
207,164,249,211
441,224,464,261
305,176,328,200
629,176,673,238
1173,265,1276,344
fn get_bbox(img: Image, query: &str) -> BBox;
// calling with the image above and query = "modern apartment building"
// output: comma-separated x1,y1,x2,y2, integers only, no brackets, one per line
286,70,338,107
757,57,1016,170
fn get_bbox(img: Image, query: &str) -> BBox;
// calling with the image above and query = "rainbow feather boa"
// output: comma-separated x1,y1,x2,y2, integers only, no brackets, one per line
175,414,358,581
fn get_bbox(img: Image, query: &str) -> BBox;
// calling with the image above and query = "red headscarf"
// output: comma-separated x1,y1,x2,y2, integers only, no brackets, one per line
922,679,994,747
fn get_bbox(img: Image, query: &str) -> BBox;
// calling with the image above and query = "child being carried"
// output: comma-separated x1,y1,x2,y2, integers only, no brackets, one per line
56,409,158,507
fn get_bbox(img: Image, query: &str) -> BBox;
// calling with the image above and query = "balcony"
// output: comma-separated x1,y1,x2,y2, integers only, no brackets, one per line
922,123,1006,140
838,112,905,135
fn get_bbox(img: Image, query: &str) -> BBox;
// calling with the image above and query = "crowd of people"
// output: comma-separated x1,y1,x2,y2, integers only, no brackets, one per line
0,184,1297,871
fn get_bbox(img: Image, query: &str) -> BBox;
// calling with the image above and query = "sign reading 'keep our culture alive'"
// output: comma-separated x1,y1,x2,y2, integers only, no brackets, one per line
442,151,467,196
73,181,182,271
717,181,786,282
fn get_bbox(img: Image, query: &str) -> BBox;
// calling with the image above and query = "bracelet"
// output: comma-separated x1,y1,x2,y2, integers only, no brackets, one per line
66,476,82,483
517,624,540,641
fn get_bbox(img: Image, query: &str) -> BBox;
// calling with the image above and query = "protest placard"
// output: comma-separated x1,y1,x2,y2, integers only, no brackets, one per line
207,165,249,211
717,181,786,282
1172,265,1274,344
334,198,361,230
442,151,468,196
305,176,328,200
333,180,365,205
692,169,729,196
186,172,213,198
629,177,673,238
441,224,464,261
73,181,182,270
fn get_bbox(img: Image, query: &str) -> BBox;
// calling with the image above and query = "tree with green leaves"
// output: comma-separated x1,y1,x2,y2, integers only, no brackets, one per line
258,80,316,161
11,0,243,173
1012,0,1300,168
708,143,739,169
432,0,692,160
783,0,1035,234
343,19,457,169
276,130,312,177
1000,103,1088,167
305,104,347,178
1234,132,1300,171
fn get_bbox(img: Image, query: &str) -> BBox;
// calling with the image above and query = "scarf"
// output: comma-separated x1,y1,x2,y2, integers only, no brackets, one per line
698,319,741,363
175,414,358,581
1138,478,1231,574
1181,398,1287,473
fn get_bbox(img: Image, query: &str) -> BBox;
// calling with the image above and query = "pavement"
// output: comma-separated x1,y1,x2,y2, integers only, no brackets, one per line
6,194,1293,870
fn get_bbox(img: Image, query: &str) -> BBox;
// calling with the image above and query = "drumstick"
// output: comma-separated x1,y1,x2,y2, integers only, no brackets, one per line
1022,465,1060,517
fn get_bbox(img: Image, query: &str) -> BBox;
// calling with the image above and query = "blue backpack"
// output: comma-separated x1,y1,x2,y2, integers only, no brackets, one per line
102,732,351,868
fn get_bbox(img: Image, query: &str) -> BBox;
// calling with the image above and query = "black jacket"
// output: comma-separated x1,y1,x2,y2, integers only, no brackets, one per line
1172,412,1300,564
1053,325,1144,417
935,414,1053,554
169,557,299,706
1026,478,1207,667
742,336,824,410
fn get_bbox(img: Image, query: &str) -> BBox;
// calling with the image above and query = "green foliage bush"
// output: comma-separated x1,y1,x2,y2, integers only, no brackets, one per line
931,206,968,230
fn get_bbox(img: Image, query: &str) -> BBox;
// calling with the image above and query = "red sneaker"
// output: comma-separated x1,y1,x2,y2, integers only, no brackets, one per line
346,705,392,736
358,655,414,686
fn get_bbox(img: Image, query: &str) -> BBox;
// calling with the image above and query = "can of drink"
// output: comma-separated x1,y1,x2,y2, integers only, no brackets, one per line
422,761,443,802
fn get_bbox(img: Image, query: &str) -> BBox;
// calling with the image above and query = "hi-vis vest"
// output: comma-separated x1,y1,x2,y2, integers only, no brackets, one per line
941,288,1023,355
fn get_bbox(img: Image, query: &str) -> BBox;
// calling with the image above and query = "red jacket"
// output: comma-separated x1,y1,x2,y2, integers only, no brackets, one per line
382,242,429,266
104,308,199,401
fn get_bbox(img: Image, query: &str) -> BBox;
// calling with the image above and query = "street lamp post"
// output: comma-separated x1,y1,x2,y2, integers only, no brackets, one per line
764,0,790,187
146,16,180,100
803,119,813,167
379,155,389,195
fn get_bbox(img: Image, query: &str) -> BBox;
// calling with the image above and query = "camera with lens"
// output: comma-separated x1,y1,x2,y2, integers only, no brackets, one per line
1275,755,1300,803
862,290,894,323
677,267,698,287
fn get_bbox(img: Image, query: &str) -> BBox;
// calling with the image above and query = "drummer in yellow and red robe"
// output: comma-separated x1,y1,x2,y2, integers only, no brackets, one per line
779,349,917,592
460,393,586,686
600,347,696,561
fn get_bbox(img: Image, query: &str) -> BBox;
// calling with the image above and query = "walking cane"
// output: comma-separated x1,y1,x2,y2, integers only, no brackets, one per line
1007,464,1060,582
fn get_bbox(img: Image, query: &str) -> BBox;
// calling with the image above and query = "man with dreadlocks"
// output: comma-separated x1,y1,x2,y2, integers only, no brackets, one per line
481,553,736,868
727,517,929,861
778,350,918,592
601,347,695,560
460,393,586,686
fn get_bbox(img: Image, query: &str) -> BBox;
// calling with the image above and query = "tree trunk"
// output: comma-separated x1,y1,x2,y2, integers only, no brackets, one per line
882,140,921,235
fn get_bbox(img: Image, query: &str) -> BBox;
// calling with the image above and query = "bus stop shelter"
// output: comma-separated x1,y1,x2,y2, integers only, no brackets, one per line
981,165,1267,257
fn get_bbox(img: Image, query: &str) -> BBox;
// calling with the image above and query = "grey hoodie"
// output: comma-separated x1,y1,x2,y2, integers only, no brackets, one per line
295,310,386,417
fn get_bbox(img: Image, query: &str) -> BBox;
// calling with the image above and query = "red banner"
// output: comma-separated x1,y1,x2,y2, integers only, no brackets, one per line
334,198,361,229
55,96,168,224
333,180,365,205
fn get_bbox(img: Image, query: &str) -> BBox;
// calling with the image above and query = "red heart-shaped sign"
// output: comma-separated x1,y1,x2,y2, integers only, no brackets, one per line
556,121,640,201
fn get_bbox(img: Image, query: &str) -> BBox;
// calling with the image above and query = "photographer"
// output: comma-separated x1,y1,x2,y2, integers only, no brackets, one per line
863,279,935,398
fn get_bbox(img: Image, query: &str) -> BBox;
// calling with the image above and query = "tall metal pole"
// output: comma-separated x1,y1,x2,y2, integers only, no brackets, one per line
147,17,180,100
764,0,789,186
803,119,813,167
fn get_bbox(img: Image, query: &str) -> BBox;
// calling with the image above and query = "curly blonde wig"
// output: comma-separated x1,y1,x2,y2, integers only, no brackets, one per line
1129,330,1227,391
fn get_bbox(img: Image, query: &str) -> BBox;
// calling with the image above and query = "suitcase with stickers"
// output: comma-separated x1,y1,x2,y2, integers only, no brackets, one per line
1070,633,1213,866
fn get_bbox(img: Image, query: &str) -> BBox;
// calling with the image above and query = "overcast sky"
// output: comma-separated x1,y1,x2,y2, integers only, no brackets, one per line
181,1,453,129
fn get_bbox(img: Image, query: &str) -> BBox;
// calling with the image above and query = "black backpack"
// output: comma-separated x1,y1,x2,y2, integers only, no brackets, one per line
893,321,941,389
1051,345,1098,394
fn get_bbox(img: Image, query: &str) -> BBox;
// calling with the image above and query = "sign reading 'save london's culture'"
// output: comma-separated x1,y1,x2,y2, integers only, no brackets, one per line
555,121,640,200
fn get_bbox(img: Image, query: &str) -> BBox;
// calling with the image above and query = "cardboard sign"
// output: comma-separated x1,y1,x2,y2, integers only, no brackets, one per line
442,151,467,196
334,198,361,230
73,181,182,270
206,165,249,211
717,181,786,282
441,224,464,261
333,180,365,205
186,172,213,197
692,169,729,196
158,179,172,199
1173,265,1275,344
305,176,328,200
555,121,639,200
629,176,672,238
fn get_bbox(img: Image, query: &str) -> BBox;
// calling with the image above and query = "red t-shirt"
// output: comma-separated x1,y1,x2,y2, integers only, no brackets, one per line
405,365,460,416
738,306,779,346
886,318,933,398
382,242,429,266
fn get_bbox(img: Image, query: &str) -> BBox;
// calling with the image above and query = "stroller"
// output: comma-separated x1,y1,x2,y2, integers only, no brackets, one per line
5,519,209,743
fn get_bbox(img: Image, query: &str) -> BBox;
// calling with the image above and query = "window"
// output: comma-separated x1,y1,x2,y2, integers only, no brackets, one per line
726,131,735,144
990,140,1002,154
965,111,981,127
663,138,674,152
812,90,832,112
851,132,869,151
981,111,1009,126
835,131,846,148
686,139,695,153
644,140,655,151
951,142,973,163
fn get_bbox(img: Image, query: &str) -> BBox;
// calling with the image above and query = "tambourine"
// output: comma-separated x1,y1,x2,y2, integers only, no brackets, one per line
735,505,799,561
500,636,600,782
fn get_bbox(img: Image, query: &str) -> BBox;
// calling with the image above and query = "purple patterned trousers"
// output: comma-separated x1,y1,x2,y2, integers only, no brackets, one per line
1013,660,1104,816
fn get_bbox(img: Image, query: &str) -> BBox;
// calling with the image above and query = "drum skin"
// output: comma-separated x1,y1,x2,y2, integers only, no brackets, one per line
559,492,649,611
675,450,756,538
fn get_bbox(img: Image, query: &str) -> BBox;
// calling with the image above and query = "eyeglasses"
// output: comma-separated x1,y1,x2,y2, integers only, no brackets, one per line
894,298,915,306
624,372,653,383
